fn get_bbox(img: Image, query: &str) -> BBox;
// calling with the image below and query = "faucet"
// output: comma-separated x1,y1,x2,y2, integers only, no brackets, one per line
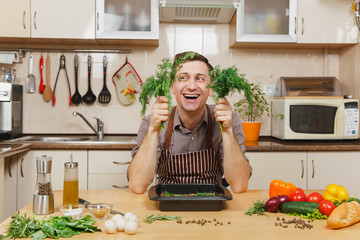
73,111,104,140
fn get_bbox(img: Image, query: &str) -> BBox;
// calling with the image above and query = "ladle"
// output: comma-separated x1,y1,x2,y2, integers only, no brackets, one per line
71,55,82,105
82,55,96,104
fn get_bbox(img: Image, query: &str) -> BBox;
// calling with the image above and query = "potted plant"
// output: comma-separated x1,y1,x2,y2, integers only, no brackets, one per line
233,81,282,142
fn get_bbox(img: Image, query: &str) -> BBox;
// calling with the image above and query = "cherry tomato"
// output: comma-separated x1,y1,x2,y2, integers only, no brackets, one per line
319,199,336,216
290,192,307,201
295,188,305,194
307,192,324,203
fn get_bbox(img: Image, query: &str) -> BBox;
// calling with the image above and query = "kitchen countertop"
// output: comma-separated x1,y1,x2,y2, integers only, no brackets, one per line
0,143,31,158
1,189,359,239
245,137,360,151
2,135,360,155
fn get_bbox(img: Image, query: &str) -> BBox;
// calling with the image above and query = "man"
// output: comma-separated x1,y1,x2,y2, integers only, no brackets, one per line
128,52,251,194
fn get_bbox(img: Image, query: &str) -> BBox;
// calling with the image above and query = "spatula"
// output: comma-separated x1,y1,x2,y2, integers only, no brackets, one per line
98,56,111,104
25,54,36,93
43,55,53,102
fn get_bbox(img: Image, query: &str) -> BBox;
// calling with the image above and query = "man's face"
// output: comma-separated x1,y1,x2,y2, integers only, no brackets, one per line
170,60,212,113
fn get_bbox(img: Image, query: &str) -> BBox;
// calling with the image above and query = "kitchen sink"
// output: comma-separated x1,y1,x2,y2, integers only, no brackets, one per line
21,137,91,142
8,135,137,144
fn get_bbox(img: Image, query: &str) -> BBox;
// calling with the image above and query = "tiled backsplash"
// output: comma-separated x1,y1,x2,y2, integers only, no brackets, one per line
1,23,350,136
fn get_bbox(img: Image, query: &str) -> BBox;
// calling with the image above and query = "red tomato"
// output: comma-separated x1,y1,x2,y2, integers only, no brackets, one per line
319,199,336,216
307,192,324,203
290,192,307,201
295,188,305,194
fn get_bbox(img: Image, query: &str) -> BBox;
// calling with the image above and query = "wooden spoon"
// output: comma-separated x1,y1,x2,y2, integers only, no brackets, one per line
43,55,53,102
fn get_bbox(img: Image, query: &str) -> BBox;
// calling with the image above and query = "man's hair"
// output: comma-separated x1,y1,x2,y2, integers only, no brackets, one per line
173,51,213,73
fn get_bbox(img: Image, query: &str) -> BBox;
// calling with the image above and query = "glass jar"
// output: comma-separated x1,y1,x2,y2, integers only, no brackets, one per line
63,161,79,206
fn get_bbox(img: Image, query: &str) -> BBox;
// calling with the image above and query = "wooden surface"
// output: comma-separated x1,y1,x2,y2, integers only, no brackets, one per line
1,190,360,239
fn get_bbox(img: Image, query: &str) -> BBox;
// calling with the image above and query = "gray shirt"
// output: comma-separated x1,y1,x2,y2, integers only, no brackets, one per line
131,104,249,166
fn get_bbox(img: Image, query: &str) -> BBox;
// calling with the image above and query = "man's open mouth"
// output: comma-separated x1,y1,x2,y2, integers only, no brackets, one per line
183,94,199,100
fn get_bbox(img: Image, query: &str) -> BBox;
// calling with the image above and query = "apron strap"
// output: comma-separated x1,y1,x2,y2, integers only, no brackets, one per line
164,106,176,150
164,105,213,151
205,105,213,149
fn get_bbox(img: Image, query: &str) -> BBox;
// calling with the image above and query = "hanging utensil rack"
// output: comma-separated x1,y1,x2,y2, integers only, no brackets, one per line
0,48,132,55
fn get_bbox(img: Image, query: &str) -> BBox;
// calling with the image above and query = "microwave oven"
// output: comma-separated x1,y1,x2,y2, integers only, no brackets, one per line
271,97,359,140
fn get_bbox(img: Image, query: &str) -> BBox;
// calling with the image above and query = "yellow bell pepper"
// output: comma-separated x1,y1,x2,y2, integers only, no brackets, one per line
323,184,349,202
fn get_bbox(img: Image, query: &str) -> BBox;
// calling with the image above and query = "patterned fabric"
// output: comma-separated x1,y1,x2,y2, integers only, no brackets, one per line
157,106,222,184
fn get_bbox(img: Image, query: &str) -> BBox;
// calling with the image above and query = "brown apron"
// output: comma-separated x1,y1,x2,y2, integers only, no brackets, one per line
157,106,222,184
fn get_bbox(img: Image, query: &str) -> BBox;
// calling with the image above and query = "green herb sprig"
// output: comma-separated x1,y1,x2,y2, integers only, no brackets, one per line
245,200,267,216
0,213,100,240
208,66,253,133
143,214,182,224
139,52,196,131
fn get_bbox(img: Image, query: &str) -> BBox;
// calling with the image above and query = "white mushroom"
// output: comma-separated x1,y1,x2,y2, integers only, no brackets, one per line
112,216,126,231
125,212,138,222
102,220,117,234
124,220,138,235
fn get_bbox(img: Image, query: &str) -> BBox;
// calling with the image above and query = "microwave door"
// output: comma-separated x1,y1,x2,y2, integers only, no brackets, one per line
289,105,337,134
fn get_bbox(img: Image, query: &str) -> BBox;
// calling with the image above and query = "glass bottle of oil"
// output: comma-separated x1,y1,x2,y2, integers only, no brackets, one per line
63,156,79,206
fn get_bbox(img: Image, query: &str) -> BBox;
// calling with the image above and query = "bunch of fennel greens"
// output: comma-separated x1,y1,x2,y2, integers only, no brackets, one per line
139,52,196,130
208,65,253,132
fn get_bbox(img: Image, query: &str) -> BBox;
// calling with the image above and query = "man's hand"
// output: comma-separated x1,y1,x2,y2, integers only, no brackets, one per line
214,97,233,133
149,96,169,132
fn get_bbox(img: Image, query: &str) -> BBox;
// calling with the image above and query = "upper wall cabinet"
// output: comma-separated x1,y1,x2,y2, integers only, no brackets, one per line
230,0,358,47
0,0,31,37
233,0,297,43
96,0,159,40
297,0,358,44
30,0,95,39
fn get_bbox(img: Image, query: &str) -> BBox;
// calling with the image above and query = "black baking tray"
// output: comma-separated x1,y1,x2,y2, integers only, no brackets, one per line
148,184,232,211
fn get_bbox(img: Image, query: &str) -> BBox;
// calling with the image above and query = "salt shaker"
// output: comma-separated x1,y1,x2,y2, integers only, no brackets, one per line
33,155,54,214
63,154,79,206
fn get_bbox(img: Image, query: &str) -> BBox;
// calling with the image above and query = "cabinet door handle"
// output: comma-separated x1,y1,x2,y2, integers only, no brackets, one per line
311,159,315,178
301,159,304,178
97,12,99,31
301,17,304,35
34,11,37,30
113,161,130,165
20,157,24,178
112,185,129,189
294,17,297,34
8,158,12,178
23,11,26,29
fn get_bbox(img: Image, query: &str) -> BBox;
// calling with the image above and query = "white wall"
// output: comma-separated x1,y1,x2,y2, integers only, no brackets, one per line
1,23,341,136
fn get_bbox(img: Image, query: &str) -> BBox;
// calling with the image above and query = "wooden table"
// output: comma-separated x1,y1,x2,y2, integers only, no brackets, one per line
1,190,360,239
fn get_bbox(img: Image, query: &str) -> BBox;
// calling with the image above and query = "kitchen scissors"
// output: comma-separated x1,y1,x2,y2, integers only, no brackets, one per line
52,54,72,106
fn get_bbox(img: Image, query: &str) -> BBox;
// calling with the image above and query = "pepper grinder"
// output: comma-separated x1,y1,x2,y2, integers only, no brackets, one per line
33,155,54,214
63,154,79,206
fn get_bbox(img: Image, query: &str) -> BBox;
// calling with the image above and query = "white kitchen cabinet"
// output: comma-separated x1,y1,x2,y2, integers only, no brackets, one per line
231,0,357,46
88,150,131,190
0,0,31,37
307,152,360,196
297,0,357,44
95,0,159,40
30,0,95,39
20,150,88,191
17,152,37,211
246,152,307,190
247,151,360,196
233,0,297,43
2,156,18,221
